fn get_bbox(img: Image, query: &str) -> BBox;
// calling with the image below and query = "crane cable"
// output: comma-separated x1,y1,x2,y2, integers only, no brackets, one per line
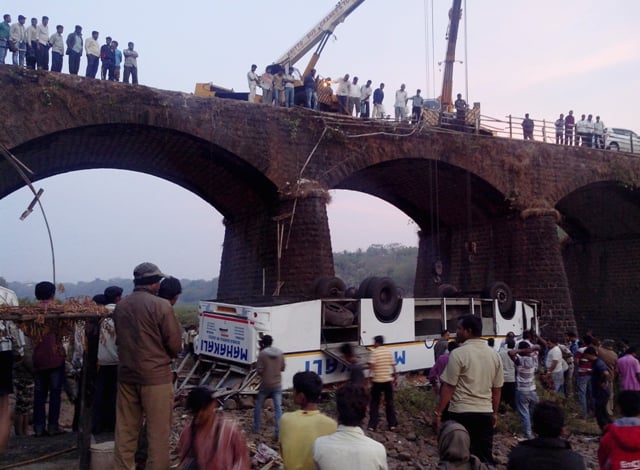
0,144,56,284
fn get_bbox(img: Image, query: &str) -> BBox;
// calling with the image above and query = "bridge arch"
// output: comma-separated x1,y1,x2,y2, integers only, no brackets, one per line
558,181,640,340
3,68,640,342
3,124,278,218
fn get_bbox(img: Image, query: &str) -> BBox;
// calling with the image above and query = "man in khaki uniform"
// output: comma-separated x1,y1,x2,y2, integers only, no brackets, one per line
113,262,182,470
434,314,504,465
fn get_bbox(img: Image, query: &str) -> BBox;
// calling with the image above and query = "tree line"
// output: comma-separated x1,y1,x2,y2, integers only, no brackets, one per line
1,243,418,304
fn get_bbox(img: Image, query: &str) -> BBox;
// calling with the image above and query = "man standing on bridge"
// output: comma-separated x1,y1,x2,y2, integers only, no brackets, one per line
84,30,100,78
372,83,385,119
522,114,534,140
434,314,504,464
565,110,575,145
113,262,182,470
65,25,83,75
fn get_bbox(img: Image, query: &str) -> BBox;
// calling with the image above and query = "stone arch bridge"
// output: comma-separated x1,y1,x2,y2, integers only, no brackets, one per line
1,67,639,342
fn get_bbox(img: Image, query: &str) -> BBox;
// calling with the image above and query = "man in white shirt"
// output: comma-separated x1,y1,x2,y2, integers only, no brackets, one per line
49,25,64,72
544,335,567,394
313,383,387,470
394,84,408,122
593,115,605,149
584,114,595,148
36,16,50,71
348,76,361,117
334,74,351,115
84,30,100,78
283,66,296,108
360,79,373,118
247,64,259,103
10,15,26,67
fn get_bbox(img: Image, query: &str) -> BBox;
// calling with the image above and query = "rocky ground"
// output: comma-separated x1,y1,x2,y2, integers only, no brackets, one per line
0,375,601,469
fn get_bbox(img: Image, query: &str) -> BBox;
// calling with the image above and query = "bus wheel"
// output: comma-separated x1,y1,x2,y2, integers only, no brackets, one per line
370,277,402,323
484,281,515,318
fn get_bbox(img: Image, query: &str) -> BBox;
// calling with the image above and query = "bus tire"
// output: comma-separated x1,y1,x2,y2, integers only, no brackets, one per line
313,276,346,299
357,276,378,299
437,284,459,298
370,277,402,323
484,281,515,318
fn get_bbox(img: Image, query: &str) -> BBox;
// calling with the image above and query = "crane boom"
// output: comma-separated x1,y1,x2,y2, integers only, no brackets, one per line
440,0,462,113
274,0,365,75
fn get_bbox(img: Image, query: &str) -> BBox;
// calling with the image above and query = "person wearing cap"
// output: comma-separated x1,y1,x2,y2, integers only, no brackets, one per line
9,15,27,67
100,36,114,80
92,285,123,435
65,25,83,75
113,262,182,470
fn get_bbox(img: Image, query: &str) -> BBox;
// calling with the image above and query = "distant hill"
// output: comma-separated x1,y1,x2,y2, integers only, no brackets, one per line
3,277,218,306
1,244,418,303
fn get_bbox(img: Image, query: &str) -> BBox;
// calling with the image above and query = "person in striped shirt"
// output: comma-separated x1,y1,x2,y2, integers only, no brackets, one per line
367,335,398,431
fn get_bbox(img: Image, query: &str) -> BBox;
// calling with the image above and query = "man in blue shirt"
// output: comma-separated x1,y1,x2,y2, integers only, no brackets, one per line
373,83,385,119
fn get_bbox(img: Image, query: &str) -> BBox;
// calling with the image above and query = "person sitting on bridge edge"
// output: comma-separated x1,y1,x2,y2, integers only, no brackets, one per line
253,334,285,440
521,113,534,140
367,335,398,432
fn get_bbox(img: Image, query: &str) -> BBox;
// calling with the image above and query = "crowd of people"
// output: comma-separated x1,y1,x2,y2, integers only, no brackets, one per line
0,12,139,83
431,320,640,468
522,110,608,148
246,63,444,124
3,284,640,468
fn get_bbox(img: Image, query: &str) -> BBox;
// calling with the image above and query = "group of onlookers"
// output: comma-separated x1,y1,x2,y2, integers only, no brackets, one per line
246,64,440,124
522,110,608,148
0,12,139,84
428,321,640,469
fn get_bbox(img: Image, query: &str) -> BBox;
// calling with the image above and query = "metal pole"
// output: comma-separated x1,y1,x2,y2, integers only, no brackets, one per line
508,115,512,139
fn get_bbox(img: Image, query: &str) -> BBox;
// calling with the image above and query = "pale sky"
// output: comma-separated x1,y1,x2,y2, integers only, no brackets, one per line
1,0,639,283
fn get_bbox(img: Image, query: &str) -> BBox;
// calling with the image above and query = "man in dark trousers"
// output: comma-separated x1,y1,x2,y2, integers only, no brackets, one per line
434,314,504,464
253,335,285,440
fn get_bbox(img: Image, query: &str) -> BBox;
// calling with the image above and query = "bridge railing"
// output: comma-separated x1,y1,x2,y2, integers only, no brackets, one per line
481,114,561,143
